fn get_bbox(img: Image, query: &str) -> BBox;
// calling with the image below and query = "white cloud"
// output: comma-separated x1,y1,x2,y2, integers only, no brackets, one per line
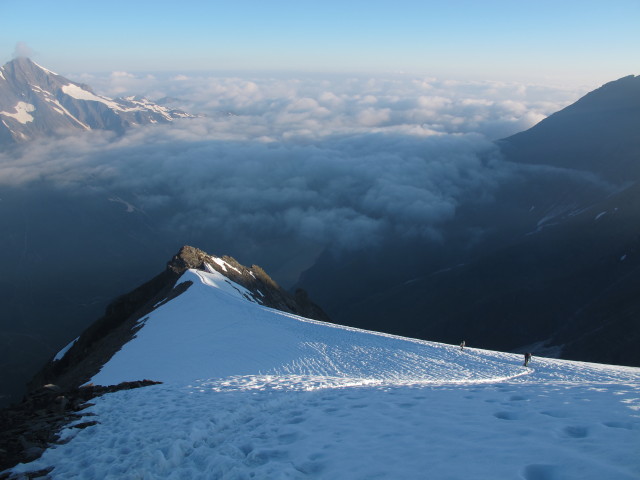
67,72,586,140
12,42,34,58
0,73,588,253
0,124,502,250
111,71,135,78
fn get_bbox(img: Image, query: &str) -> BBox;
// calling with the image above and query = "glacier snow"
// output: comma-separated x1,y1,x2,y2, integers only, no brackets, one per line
8,267,640,479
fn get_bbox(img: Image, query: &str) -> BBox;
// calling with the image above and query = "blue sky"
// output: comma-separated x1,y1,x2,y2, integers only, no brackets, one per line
1,0,639,83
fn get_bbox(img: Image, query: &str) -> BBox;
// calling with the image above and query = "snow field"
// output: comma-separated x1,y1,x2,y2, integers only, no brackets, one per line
61,84,122,110
89,269,533,387
7,268,640,479
59,83,175,119
10,378,639,479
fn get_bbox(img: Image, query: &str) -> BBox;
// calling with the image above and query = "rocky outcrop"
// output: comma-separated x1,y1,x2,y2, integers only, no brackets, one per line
167,246,332,322
27,246,330,394
0,380,161,476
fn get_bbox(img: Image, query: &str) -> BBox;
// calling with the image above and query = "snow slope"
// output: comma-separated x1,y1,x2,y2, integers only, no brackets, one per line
8,268,640,479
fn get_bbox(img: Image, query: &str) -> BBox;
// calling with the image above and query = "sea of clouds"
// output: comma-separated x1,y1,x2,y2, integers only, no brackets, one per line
0,72,590,253
0,71,599,407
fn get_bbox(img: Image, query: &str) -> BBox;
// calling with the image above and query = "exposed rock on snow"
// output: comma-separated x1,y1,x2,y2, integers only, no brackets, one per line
28,246,330,394
0,380,160,474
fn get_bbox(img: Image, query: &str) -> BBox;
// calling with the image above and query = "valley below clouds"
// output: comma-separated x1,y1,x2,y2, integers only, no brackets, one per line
0,72,600,406
0,73,589,256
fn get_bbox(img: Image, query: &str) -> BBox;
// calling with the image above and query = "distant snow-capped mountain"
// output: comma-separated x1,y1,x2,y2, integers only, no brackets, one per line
0,57,194,144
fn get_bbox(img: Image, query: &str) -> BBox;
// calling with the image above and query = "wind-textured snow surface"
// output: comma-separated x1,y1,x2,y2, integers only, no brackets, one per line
8,269,640,479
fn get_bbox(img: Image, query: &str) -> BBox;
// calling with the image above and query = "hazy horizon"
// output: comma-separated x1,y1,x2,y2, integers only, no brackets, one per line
3,0,639,86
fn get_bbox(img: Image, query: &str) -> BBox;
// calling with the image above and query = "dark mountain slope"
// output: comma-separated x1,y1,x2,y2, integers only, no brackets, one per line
297,75,640,366
499,75,640,183
331,181,640,365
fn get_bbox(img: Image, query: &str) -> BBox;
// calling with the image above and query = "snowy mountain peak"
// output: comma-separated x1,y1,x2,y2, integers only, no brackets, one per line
0,57,195,145
29,246,330,392
167,246,330,320
9,248,640,479
2,56,60,82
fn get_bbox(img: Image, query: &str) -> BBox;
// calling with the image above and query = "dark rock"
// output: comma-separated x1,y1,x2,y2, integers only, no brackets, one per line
22,447,43,461
70,421,98,430
28,246,330,395
0,380,161,474
167,246,331,322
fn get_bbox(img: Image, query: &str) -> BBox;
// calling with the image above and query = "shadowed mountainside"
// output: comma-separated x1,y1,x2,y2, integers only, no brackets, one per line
297,75,640,366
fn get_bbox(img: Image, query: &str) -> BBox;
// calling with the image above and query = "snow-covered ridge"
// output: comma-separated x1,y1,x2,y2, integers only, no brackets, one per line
61,83,121,110
90,266,640,389
32,61,58,76
9,255,640,480
60,84,183,120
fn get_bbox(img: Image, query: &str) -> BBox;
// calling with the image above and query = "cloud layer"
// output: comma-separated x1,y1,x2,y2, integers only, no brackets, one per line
0,74,585,256
1,128,500,249
12,41,34,59
80,72,589,140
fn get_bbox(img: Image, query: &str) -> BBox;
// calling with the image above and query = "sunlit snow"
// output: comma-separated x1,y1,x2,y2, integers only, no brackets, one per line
210,257,242,275
0,101,35,124
121,96,174,120
7,268,640,479
33,61,58,76
61,84,122,111
59,84,177,120
28,83,90,129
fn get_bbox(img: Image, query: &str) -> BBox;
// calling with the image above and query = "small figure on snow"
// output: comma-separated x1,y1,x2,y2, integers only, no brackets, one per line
523,352,532,367
460,340,466,351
